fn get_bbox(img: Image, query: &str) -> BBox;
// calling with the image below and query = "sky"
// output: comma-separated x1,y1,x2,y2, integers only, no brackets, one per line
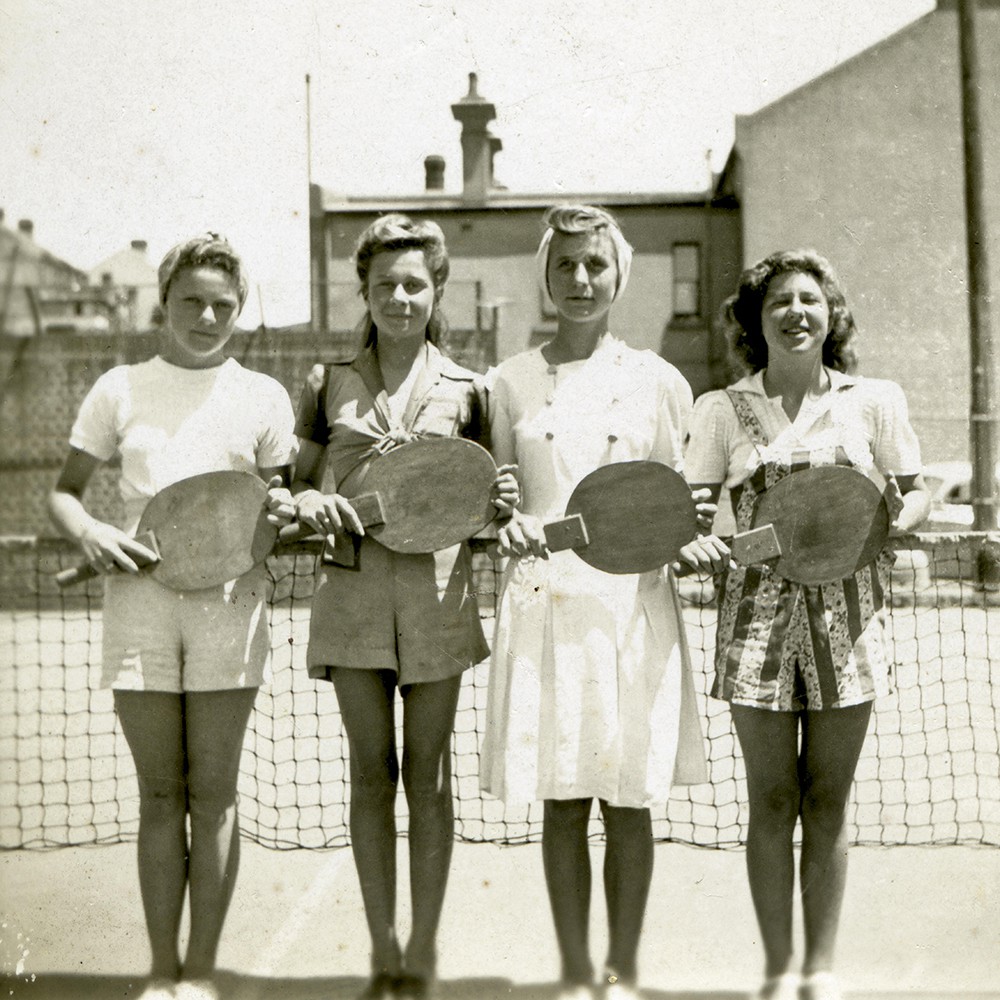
1,0,936,328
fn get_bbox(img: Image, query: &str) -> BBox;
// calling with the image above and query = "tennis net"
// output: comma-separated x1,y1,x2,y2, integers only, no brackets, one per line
2,533,998,850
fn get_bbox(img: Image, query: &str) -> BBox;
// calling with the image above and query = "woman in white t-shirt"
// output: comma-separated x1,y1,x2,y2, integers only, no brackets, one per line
48,235,297,1000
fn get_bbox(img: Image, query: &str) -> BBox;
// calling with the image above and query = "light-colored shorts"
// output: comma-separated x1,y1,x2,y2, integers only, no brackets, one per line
307,537,488,686
101,566,270,692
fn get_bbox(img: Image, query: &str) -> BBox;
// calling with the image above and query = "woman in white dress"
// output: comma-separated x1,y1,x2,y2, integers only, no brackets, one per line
480,205,709,1000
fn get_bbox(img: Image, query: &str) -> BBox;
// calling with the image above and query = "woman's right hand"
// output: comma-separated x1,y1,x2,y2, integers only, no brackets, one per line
295,489,365,538
496,509,549,559
79,520,159,575
676,533,731,577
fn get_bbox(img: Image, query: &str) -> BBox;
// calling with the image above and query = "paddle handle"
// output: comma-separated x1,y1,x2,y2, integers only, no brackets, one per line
730,524,782,564
674,524,781,578
278,491,386,544
543,514,590,554
55,530,161,589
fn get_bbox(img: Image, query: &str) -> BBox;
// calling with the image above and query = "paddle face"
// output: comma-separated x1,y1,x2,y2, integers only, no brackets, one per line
360,437,498,553
547,461,697,575
749,465,889,585
137,471,276,590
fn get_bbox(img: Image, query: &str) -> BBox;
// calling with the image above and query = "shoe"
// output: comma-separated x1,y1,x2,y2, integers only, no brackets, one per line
356,972,397,1000
174,981,219,1000
138,981,176,1000
800,972,843,1000
757,972,800,1000
605,981,643,999
556,985,594,1000
394,973,436,999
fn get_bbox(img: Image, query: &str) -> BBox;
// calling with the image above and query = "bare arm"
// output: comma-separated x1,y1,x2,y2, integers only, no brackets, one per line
888,472,931,536
289,438,363,537
675,481,731,575
48,448,156,573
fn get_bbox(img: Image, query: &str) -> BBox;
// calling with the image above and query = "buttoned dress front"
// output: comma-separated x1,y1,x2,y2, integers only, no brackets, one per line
684,368,923,712
294,343,490,685
480,334,708,808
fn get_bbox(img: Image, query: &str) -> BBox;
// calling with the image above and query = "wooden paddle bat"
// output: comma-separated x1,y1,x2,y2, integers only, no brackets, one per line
731,465,890,585
56,471,276,590
541,461,698,575
279,436,499,558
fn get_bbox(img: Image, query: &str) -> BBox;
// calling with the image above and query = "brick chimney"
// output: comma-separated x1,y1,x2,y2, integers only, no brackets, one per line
424,155,445,191
451,73,501,201
18,219,34,238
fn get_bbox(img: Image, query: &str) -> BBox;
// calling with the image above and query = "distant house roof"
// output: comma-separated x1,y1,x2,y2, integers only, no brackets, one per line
313,186,716,216
88,240,156,287
312,73,718,219
0,215,87,283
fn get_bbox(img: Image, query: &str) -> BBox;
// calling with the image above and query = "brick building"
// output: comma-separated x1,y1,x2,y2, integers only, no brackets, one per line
309,74,743,395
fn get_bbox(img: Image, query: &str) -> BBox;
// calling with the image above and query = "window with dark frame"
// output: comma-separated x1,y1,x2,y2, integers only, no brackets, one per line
673,243,700,318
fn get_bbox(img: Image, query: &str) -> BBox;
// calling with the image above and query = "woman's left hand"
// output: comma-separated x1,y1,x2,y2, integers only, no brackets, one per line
691,487,718,534
264,476,297,527
884,471,930,536
676,534,731,576
883,473,906,535
492,463,520,517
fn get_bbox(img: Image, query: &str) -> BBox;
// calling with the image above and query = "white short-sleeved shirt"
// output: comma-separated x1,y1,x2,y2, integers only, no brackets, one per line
684,368,923,489
71,356,297,532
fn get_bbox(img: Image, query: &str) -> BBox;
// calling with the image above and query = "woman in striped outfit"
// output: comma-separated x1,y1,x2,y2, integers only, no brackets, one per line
682,251,929,1000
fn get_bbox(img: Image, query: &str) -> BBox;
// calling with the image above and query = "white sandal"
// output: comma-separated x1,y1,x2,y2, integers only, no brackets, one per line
799,972,843,1000
757,972,800,1000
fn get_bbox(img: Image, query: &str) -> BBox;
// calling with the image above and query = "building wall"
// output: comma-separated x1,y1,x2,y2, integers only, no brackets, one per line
88,244,160,333
735,3,1000,464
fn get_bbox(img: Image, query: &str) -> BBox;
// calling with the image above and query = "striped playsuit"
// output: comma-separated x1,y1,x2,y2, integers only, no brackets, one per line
713,389,893,712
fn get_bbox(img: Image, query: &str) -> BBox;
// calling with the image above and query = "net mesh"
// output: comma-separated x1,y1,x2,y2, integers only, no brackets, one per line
2,535,998,851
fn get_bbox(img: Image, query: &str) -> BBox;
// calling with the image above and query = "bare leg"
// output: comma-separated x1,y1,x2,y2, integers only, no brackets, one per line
542,797,595,987
799,703,872,977
331,668,403,980
114,691,188,981
731,705,802,980
182,687,258,979
600,801,653,985
399,674,463,983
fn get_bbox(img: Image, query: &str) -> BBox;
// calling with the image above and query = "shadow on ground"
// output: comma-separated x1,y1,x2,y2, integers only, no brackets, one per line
3,975,999,1000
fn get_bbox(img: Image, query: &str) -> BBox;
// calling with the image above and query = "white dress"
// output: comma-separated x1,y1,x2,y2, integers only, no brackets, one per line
480,334,708,808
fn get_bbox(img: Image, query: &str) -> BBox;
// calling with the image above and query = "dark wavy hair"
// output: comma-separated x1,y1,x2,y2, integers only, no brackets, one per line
157,233,248,308
354,214,450,348
724,249,858,374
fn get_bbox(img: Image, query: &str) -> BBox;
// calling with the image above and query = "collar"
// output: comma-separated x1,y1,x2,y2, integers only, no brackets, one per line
350,341,471,434
538,330,621,368
731,366,858,396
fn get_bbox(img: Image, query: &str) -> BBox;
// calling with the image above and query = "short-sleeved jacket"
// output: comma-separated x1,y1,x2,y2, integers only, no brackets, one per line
295,343,488,494
294,342,490,682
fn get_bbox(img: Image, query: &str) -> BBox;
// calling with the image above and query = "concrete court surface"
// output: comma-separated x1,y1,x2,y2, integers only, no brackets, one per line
1,841,998,1000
